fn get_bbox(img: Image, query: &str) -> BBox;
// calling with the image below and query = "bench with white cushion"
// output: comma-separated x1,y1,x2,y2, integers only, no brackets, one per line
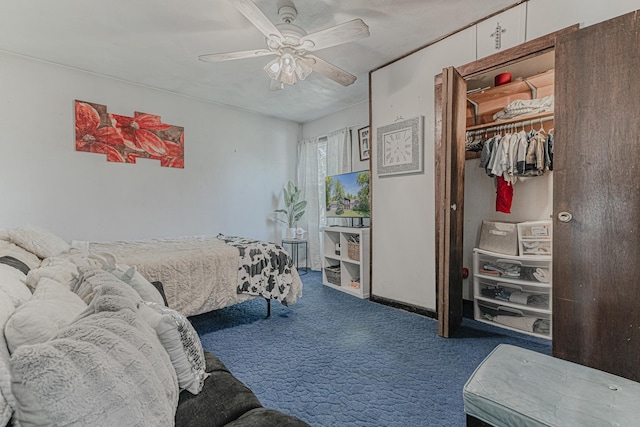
463,344,640,427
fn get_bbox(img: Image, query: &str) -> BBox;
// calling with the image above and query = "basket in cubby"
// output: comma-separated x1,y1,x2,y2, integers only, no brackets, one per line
347,241,360,261
324,266,341,286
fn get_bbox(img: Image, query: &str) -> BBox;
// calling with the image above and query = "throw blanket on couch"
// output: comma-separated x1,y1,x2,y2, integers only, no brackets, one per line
217,234,294,304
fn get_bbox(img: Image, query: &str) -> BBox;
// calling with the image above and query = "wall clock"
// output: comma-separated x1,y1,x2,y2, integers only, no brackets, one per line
376,116,423,176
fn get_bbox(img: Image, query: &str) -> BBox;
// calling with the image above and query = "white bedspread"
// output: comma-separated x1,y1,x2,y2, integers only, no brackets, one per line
82,236,302,317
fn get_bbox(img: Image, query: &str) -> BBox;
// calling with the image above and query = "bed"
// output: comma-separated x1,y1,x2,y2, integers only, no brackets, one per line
70,234,303,317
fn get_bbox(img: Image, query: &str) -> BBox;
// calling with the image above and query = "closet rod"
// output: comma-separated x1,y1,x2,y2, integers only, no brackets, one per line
467,115,554,136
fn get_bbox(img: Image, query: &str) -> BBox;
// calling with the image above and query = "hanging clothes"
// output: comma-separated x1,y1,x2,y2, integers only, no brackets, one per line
466,118,554,214
496,176,513,213
545,133,554,171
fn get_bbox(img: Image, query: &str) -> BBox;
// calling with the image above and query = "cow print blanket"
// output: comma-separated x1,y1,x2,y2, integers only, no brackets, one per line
217,234,294,304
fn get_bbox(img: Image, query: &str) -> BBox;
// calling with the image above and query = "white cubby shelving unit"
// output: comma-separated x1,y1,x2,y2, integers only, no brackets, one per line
322,226,370,298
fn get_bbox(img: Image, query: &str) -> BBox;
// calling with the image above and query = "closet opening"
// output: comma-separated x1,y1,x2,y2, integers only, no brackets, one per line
463,51,555,340
434,25,578,338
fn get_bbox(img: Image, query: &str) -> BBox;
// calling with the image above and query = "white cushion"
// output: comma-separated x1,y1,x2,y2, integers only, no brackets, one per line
9,285,178,427
0,229,8,241
0,358,13,427
25,257,79,291
0,292,17,426
4,278,87,354
71,268,141,306
110,264,165,305
464,344,640,427
0,264,31,309
58,249,113,270
139,301,209,394
0,291,16,362
0,240,41,271
8,225,70,259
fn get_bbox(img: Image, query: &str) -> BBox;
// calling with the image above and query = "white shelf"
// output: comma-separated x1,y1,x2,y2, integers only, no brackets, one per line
473,317,551,340
322,226,370,299
474,273,551,290
474,296,551,315
474,248,551,262
473,247,552,339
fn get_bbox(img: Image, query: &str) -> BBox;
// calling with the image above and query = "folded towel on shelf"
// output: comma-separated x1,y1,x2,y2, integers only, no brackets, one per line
493,95,554,121
533,268,550,283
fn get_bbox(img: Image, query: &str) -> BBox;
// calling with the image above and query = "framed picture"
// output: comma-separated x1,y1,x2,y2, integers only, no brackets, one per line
358,126,370,161
376,116,424,177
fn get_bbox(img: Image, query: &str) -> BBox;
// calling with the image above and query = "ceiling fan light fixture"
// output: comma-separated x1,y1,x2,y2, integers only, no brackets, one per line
264,57,282,80
263,48,312,87
280,51,296,76
295,57,312,81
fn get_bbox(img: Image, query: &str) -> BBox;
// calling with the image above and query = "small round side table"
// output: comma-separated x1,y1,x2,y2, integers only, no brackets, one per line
281,238,308,275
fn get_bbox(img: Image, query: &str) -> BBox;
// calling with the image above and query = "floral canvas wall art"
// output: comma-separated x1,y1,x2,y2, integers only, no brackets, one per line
75,100,184,168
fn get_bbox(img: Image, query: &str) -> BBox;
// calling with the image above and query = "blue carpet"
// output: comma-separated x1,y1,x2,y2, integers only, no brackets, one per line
191,271,551,427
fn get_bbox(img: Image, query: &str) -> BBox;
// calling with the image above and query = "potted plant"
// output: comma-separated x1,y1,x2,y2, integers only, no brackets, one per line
274,181,307,239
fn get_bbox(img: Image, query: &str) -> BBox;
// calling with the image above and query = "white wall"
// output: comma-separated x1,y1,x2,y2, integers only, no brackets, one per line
526,0,640,40
0,51,300,243
369,0,639,311
370,27,476,310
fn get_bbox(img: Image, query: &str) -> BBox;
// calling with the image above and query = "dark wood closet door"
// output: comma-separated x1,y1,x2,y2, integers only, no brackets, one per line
438,67,466,337
553,10,640,381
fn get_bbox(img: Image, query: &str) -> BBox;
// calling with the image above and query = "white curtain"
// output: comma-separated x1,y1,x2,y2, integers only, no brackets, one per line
326,128,351,176
297,136,322,270
297,127,351,270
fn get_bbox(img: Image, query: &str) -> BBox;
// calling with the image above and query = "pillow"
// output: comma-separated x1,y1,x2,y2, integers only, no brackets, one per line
0,240,40,270
0,229,8,241
4,278,87,354
109,264,166,305
74,279,143,323
9,287,179,427
0,292,17,426
71,267,141,305
139,301,209,395
8,225,71,259
0,256,30,276
0,358,13,427
0,264,31,309
0,291,17,365
57,249,112,270
25,256,79,291
151,281,169,306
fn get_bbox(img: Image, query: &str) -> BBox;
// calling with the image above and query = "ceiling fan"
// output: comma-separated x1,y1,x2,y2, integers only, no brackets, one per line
199,0,370,90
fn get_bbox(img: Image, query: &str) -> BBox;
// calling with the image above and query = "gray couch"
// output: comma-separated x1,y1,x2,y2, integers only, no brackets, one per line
0,226,309,427
159,278,309,427
176,350,308,426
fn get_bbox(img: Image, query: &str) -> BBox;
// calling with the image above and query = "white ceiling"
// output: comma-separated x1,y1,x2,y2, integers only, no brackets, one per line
0,0,521,123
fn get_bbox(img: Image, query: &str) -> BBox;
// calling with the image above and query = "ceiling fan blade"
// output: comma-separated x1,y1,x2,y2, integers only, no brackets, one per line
299,19,370,51
229,0,283,43
304,55,357,87
199,49,274,62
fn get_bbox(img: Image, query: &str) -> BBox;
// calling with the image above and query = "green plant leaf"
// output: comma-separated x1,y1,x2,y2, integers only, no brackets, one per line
275,180,306,227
